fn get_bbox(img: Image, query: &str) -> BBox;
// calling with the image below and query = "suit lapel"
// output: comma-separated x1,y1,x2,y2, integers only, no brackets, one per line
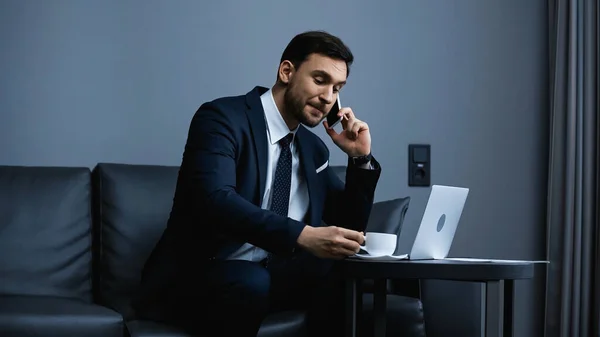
296,126,319,226
245,86,269,205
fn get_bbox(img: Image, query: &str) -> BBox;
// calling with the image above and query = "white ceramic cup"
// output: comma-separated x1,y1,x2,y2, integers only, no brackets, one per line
359,232,397,256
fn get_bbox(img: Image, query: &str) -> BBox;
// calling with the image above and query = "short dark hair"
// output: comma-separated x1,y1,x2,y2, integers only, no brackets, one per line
279,30,354,77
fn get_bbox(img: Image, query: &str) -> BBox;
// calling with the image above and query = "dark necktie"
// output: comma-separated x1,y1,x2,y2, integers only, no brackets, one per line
263,133,294,268
270,133,294,217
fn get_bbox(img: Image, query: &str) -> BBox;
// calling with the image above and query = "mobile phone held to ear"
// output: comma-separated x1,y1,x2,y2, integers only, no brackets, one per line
326,96,342,129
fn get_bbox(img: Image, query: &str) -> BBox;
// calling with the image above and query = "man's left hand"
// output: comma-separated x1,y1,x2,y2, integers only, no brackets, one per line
323,107,371,157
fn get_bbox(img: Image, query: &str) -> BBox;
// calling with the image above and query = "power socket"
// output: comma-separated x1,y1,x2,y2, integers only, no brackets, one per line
408,144,430,186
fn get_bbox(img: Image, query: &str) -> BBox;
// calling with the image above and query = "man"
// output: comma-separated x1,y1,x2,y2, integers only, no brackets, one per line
133,30,381,337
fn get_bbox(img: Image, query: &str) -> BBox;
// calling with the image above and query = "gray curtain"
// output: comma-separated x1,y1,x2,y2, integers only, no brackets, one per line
544,1,599,337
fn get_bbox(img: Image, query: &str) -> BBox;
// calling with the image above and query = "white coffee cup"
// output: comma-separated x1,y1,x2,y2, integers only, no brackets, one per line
360,232,397,256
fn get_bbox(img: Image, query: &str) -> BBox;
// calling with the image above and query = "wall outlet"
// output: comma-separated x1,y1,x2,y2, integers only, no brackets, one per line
408,144,430,186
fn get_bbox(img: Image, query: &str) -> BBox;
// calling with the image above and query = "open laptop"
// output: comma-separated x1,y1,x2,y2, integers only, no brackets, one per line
356,184,469,260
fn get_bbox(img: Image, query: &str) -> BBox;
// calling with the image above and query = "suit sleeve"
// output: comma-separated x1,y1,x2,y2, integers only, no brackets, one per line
321,157,381,232
182,104,306,255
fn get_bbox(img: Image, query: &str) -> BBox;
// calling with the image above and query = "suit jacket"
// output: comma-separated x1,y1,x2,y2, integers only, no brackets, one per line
135,86,381,305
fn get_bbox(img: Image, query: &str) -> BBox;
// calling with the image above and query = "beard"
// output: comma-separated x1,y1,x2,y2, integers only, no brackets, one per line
283,83,323,128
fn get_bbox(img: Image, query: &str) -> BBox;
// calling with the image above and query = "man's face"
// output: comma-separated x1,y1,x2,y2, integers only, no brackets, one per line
283,54,347,128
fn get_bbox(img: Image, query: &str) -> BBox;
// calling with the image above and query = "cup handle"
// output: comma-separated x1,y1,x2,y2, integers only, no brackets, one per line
359,245,368,252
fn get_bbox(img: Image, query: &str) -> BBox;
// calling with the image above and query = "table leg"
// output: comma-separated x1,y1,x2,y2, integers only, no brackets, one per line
356,279,363,333
484,280,501,337
503,280,514,337
345,279,357,337
373,279,387,337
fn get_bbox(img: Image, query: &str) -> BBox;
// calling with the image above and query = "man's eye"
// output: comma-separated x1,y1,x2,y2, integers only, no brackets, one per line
314,78,324,84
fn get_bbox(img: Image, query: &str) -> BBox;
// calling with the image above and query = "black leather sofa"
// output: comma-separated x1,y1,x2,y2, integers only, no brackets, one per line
0,163,427,337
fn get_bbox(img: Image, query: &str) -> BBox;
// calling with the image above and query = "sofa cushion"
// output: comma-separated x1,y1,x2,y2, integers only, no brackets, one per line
0,166,93,302
360,294,426,337
0,295,123,337
366,197,410,235
92,163,180,318
126,310,306,337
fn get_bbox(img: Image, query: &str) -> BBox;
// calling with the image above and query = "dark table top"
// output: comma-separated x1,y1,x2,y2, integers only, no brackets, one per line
338,258,536,281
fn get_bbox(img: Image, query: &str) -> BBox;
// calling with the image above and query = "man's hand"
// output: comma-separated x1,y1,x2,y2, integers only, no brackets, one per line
297,225,365,259
323,107,371,157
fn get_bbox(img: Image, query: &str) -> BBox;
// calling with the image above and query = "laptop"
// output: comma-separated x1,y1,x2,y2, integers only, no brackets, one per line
356,184,469,260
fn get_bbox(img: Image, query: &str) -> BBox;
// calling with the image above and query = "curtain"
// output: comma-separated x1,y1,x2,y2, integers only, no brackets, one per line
545,0,599,337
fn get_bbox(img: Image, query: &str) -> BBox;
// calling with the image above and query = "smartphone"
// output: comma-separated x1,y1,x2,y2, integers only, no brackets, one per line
326,96,343,129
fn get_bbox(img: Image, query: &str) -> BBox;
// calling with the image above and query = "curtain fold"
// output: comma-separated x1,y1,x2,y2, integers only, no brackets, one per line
544,0,599,336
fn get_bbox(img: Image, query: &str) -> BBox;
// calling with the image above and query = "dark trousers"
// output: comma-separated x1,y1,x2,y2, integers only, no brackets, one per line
137,251,345,337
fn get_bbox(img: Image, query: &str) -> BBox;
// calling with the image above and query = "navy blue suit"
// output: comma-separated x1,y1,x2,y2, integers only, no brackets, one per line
134,86,381,336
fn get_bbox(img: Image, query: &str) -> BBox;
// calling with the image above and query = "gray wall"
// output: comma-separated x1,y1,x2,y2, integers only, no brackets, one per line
0,1,548,336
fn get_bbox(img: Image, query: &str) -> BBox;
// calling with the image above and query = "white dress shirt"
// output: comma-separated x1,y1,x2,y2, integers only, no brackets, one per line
227,89,310,262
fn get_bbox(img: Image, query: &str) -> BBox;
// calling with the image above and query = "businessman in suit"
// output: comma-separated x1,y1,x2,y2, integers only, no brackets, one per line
133,30,381,337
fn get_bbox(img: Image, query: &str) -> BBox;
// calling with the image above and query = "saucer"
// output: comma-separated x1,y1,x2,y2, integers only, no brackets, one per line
350,253,409,261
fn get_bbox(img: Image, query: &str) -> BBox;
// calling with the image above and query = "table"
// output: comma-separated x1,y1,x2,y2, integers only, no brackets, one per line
339,258,535,337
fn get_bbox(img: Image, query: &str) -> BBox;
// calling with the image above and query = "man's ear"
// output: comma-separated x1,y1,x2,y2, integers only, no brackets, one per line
278,60,295,85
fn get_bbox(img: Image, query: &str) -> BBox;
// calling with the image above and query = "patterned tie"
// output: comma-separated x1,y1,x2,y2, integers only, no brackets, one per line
263,133,294,268
270,133,294,217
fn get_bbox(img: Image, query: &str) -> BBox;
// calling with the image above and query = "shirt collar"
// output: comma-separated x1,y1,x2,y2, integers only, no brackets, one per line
260,88,298,145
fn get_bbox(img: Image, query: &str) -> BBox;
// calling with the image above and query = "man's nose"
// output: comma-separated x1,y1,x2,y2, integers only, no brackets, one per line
319,88,335,104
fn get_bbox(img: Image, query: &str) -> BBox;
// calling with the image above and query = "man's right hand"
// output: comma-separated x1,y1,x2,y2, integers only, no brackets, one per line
296,225,365,259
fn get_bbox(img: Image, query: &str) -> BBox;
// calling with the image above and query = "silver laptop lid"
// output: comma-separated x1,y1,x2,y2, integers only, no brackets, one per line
409,185,469,260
